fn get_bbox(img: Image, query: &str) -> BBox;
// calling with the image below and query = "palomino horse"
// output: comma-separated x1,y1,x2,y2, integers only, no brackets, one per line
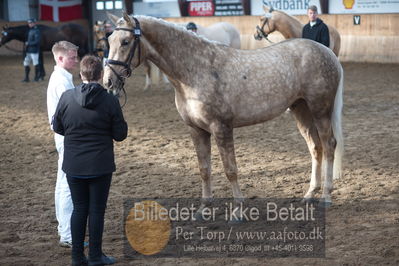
93,20,107,58
254,5,341,57
104,14,344,206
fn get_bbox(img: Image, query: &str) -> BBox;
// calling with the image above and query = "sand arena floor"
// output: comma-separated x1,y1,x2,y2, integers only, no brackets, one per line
0,54,398,265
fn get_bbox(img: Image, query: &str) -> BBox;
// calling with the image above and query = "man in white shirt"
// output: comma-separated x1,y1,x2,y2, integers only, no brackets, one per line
47,41,79,248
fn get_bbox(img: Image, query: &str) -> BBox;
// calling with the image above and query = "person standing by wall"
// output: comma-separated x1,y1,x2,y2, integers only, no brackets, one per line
46,41,79,248
302,5,330,47
22,18,41,82
52,55,128,265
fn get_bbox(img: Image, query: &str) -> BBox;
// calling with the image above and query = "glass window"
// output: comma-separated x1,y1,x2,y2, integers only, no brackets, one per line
105,1,114,10
96,1,104,10
115,1,123,9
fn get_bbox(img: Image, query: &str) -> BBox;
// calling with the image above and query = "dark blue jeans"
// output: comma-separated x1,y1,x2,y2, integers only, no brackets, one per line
66,174,112,260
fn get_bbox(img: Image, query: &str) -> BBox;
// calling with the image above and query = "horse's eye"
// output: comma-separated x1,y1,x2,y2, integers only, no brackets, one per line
121,40,129,46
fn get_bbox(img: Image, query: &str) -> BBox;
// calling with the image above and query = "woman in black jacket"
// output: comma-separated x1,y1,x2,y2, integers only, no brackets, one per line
52,55,127,266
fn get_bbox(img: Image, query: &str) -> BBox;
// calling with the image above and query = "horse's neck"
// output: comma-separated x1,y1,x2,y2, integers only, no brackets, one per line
140,18,220,84
11,26,28,42
274,12,303,39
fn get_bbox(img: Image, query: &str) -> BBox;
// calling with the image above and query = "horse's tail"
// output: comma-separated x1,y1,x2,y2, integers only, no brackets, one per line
332,63,344,179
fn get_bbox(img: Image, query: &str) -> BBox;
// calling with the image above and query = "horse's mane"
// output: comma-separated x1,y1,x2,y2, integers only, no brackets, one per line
126,15,229,48
274,10,302,26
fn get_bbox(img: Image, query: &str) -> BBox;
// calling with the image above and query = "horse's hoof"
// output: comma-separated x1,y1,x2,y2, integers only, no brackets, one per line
301,197,317,204
227,216,246,225
194,210,203,221
318,200,332,208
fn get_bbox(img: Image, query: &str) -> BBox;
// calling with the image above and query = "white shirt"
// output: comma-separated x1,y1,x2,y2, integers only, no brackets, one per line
310,21,317,27
47,65,74,130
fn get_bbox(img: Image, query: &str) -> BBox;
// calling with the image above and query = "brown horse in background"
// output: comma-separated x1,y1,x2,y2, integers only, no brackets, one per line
1,23,88,56
104,14,344,207
254,5,341,57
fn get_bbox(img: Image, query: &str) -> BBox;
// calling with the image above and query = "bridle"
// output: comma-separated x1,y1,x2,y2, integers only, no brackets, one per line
105,17,142,98
254,11,274,43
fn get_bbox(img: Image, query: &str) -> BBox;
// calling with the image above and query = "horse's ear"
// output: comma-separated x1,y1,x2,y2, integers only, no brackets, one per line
262,0,274,12
107,12,119,25
263,5,271,13
122,11,132,25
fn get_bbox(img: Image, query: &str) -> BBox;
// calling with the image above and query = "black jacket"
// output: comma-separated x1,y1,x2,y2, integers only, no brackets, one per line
26,26,41,53
52,83,128,176
302,18,330,48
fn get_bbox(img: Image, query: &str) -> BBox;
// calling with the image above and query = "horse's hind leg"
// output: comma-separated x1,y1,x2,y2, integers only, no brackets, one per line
211,123,244,203
313,116,337,205
190,126,212,202
290,100,323,201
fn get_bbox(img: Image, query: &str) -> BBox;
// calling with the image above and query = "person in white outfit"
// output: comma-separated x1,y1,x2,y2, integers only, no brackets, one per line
47,41,79,248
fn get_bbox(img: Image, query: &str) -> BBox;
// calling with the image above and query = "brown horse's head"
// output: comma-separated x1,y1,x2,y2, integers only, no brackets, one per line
0,25,10,46
103,12,144,95
254,5,277,41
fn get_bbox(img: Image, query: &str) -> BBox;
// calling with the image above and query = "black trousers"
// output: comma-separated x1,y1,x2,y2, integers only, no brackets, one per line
66,174,112,260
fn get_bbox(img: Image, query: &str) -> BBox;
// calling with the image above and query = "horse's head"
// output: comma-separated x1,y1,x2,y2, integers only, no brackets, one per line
103,12,143,95
254,5,276,41
93,21,107,56
93,21,106,40
0,25,11,46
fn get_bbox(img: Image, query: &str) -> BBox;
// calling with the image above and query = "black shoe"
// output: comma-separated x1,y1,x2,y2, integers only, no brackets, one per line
72,256,88,266
34,65,40,82
88,254,116,266
23,66,30,82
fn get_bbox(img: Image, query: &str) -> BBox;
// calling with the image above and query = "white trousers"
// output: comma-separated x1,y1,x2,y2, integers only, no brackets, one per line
23,53,39,66
54,134,73,242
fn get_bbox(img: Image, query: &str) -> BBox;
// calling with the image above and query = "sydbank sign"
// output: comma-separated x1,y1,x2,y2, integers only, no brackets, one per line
251,0,321,15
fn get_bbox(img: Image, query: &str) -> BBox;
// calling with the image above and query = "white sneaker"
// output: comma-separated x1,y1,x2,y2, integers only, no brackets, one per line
59,240,72,248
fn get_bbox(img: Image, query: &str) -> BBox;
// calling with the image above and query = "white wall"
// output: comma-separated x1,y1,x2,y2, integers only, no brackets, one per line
8,0,31,21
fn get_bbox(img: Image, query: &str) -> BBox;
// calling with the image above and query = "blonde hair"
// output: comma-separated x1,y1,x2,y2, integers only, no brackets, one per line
52,41,79,57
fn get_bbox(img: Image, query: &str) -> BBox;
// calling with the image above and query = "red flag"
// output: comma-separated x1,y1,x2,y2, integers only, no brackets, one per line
39,0,83,22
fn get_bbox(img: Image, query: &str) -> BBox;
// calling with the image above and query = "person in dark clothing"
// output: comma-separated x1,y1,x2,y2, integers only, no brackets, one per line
302,5,330,48
186,22,198,33
52,55,127,266
22,18,42,82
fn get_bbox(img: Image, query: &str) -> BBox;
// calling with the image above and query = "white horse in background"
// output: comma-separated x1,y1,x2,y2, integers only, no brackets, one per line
195,22,241,49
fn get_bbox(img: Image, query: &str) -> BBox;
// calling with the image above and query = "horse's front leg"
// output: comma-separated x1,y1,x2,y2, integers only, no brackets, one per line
143,60,151,90
190,126,212,205
211,123,244,203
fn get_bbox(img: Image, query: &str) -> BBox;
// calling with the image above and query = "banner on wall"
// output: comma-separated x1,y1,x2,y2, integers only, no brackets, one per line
329,0,399,14
39,0,83,22
181,0,247,16
250,0,322,15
